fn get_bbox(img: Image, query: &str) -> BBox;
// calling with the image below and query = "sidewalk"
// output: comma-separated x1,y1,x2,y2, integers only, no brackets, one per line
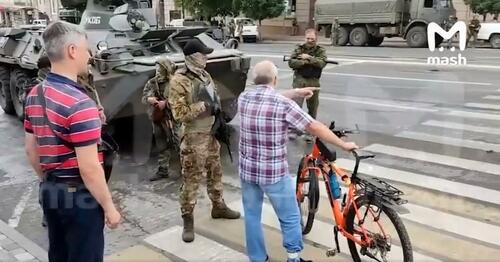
0,220,47,262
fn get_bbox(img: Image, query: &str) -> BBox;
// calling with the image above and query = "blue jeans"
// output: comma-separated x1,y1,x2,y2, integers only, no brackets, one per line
241,175,303,262
40,181,105,262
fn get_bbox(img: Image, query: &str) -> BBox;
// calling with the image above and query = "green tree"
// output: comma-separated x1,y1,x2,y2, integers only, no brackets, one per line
464,0,500,21
175,0,241,20
240,0,285,26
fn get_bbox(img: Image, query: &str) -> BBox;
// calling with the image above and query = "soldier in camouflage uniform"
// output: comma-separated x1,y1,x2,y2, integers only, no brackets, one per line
331,18,340,46
142,57,178,181
288,28,327,141
36,54,106,123
468,15,481,48
168,39,240,243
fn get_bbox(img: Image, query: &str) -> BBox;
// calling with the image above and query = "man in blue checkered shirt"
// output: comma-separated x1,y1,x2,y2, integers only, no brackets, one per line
238,61,358,262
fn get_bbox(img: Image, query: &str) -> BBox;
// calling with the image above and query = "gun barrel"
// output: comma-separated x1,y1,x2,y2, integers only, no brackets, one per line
282,55,338,65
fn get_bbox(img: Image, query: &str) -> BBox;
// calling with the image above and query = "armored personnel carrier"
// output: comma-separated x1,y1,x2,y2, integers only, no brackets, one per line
0,0,251,123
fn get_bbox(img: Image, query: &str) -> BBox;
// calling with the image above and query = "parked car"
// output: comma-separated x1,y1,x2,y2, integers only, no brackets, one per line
478,22,500,49
232,17,259,43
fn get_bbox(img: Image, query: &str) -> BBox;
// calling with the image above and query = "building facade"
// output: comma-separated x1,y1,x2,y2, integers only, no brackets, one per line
152,0,179,26
0,0,60,27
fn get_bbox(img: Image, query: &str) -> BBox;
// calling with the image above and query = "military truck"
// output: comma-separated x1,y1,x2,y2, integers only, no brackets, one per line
315,0,456,47
0,0,250,123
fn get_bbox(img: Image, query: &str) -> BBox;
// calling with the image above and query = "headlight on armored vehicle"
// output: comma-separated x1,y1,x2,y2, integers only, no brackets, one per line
97,41,109,51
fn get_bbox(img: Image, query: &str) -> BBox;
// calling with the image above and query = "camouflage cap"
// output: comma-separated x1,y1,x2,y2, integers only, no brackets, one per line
156,57,176,76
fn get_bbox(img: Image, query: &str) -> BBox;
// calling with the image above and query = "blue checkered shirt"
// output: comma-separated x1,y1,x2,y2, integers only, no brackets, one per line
238,85,314,185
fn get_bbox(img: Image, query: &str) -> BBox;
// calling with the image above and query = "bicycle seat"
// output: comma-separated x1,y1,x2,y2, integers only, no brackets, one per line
316,140,337,161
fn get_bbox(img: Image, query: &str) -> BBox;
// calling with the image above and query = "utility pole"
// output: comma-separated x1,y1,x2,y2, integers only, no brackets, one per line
181,0,185,19
158,0,165,28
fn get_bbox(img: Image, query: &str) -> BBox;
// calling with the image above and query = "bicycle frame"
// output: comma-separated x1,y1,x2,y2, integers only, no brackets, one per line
297,141,388,248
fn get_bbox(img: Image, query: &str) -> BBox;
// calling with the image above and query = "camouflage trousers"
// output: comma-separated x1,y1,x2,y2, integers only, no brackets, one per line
179,132,224,215
153,123,174,170
292,78,320,119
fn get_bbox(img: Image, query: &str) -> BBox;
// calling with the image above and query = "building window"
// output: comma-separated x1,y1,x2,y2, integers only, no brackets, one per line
284,0,296,17
51,0,57,14
424,0,434,8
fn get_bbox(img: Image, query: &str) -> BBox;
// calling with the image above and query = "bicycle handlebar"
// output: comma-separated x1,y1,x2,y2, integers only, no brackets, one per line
351,150,375,176
329,121,359,138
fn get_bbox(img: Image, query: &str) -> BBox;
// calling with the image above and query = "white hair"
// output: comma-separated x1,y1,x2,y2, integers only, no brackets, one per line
252,60,278,85
42,21,87,62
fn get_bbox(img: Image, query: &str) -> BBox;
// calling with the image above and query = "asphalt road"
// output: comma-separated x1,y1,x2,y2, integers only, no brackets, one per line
1,42,500,261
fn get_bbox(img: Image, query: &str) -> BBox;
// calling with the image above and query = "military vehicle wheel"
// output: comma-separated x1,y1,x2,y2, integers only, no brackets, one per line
349,27,368,46
224,38,239,49
490,34,500,49
337,26,349,46
367,36,384,47
10,69,30,121
406,26,427,48
0,66,15,115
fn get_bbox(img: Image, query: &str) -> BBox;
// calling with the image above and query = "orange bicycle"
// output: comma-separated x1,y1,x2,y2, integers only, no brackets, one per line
296,122,413,262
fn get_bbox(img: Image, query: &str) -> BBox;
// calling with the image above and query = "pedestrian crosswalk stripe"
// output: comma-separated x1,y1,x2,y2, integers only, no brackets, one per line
318,174,500,245
314,169,500,248
422,120,500,136
445,110,500,121
144,225,247,261
401,203,500,247
396,130,500,152
335,158,500,206
465,102,500,111
320,94,438,113
483,95,500,100
227,200,441,262
364,144,500,177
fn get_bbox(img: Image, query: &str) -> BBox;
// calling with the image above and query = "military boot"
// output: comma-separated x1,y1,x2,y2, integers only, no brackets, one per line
182,214,195,242
149,166,169,181
211,201,241,219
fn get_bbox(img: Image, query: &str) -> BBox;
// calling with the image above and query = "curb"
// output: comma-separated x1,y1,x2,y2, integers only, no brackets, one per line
0,219,48,262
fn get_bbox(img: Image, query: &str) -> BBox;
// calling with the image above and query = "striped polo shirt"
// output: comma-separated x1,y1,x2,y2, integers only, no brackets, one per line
24,73,103,178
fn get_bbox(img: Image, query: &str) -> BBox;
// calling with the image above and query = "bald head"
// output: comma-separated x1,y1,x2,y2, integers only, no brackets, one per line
252,60,278,86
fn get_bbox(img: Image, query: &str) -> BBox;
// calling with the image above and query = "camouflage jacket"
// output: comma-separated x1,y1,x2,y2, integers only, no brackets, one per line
168,68,216,136
142,76,169,117
288,44,327,88
469,19,481,31
36,67,102,109
78,73,102,109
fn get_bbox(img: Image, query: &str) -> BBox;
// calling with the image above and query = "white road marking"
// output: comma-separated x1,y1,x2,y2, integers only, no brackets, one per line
483,95,500,100
144,225,247,261
322,72,492,86
364,143,500,177
396,131,500,152
335,158,500,206
465,103,500,111
320,95,438,112
246,53,500,70
314,167,500,247
8,186,33,228
422,120,500,136
402,203,500,247
445,110,500,121
228,200,440,262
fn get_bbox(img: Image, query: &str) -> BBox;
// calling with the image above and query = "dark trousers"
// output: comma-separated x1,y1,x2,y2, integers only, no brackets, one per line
40,181,105,262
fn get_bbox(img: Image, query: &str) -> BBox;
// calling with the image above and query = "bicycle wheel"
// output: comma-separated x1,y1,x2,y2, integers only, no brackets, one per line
296,157,320,235
345,196,413,262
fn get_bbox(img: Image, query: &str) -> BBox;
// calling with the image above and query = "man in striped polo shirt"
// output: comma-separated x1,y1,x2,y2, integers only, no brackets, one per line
24,21,121,262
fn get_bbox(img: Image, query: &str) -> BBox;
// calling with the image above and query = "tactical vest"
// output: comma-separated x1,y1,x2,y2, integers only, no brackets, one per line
178,68,216,135
296,46,323,79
